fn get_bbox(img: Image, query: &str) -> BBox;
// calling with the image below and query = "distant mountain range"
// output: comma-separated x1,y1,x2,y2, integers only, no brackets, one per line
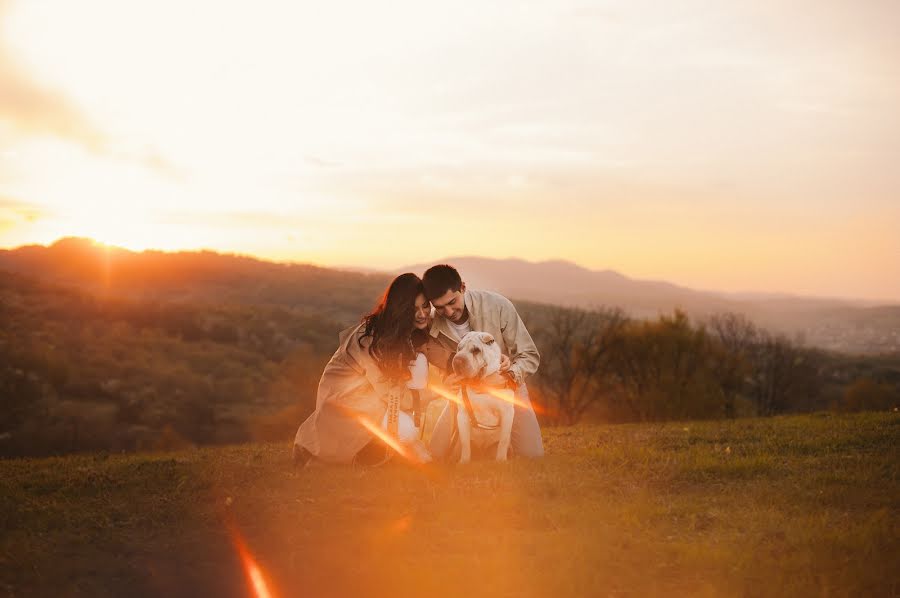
2,239,898,354
398,257,900,354
400,257,739,316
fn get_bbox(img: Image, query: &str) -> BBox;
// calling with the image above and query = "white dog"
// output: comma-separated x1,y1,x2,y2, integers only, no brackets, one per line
451,331,515,463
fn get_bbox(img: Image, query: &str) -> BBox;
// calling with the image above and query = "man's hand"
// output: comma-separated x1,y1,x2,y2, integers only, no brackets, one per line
499,354,511,372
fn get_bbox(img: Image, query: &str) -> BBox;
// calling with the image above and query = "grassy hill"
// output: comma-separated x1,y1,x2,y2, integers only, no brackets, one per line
0,254,564,456
3,239,900,459
4,239,899,354
2,412,897,597
0,237,391,321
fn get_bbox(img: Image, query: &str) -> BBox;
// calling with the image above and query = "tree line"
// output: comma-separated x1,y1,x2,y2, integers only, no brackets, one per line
2,266,898,458
522,305,899,425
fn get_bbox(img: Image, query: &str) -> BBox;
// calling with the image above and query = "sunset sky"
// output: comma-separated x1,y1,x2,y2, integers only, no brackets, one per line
1,0,898,301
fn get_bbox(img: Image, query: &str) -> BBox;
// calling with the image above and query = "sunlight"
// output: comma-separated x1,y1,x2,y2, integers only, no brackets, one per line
388,514,413,535
2,0,898,299
428,383,466,407
354,414,422,464
430,382,545,415
485,387,546,414
45,214,195,253
229,524,276,598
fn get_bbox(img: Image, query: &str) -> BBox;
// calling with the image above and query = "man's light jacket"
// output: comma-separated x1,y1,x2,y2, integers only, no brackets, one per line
428,288,540,385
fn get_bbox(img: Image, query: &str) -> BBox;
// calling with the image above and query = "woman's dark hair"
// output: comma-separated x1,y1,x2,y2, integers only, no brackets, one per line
360,273,425,380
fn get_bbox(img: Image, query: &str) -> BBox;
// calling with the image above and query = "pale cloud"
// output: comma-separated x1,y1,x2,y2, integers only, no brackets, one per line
0,0,183,180
0,196,48,220
0,196,50,240
0,52,183,181
0,47,103,150
0,0,99,147
0,0,897,300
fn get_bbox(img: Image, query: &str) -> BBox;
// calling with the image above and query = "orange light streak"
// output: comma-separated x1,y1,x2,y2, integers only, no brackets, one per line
389,514,413,534
484,388,546,414
430,382,545,415
229,524,276,598
246,560,272,598
428,383,465,406
355,415,421,463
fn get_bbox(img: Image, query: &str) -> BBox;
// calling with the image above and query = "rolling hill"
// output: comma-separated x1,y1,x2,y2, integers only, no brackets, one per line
399,256,900,354
2,239,899,354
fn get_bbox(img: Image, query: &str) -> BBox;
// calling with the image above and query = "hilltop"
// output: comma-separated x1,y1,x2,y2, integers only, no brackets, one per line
2,413,898,597
3,239,899,353
0,237,390,322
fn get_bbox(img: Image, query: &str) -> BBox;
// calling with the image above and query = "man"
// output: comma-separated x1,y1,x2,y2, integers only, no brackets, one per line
422,264,544,459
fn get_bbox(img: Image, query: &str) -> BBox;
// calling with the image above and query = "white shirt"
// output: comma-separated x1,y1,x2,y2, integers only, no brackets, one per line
447,318,472,341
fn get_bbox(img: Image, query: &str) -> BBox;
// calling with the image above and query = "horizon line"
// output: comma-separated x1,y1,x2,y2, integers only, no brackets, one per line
2,235,898,307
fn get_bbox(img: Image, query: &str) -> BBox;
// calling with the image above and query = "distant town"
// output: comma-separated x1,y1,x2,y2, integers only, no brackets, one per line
807,323,900,355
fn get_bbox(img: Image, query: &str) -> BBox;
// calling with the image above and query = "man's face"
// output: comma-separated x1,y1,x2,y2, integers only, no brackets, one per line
431,283,466,323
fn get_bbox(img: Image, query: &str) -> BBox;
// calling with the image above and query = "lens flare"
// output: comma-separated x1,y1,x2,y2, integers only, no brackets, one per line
229,524,276,598
484,388,546,414
355,415,421,463
389,514,413,534
428,383,465,406
430,382,545,414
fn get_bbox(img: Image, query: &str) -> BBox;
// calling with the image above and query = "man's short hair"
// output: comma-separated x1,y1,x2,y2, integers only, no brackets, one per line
422,264,462,300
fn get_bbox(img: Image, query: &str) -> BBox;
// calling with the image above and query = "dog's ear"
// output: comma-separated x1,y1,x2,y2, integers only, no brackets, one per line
480,332,495,345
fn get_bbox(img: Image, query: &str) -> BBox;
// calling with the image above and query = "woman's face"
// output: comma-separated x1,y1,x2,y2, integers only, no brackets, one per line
413,293,431,330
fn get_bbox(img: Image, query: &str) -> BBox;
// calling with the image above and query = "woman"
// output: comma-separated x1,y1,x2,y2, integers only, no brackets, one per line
292,273,443,466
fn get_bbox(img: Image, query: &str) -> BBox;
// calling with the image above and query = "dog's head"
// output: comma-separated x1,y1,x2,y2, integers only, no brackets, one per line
452,331,502,381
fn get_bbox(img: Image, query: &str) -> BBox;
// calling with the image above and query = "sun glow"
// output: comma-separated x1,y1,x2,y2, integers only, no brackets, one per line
485,387,546,414
39,213,195,253
428,383,466,407
354,415,422,464
228,524,276,598
430,383,545,414
2,0,899,300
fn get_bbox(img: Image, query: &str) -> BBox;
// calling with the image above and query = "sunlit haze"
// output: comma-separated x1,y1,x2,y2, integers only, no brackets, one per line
1,0,898,301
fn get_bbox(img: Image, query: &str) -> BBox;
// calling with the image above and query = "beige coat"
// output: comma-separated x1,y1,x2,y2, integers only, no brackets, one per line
293,323,418,464
429,288,540,384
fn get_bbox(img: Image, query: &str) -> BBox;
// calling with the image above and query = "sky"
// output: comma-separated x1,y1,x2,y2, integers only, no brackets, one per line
0,0,898,301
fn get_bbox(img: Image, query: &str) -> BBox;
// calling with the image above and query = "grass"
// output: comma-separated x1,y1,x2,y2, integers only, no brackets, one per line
1,411,898,597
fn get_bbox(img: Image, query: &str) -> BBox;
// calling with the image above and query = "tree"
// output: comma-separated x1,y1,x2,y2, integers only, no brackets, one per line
529,306,627,425
707,313,758,418
840,378,897,412
611,310,722,421
747,332,812,416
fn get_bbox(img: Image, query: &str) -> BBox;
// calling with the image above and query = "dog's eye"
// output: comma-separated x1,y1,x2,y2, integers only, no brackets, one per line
472,347,481,354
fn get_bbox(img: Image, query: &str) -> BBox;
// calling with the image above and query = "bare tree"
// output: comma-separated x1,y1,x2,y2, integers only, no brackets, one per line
748,331,804,416
708,312,758,418
530,306,627,425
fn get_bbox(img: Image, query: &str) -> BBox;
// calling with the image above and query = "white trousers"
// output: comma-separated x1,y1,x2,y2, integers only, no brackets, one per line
380,410,419,442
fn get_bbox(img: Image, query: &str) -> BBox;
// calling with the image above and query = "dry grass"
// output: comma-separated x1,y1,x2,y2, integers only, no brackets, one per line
1,411,898,597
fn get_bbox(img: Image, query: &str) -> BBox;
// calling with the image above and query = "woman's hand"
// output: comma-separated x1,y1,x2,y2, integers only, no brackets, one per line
499,354,511,372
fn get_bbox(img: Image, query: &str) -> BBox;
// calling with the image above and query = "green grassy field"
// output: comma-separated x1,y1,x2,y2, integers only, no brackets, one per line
2,412,898,597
